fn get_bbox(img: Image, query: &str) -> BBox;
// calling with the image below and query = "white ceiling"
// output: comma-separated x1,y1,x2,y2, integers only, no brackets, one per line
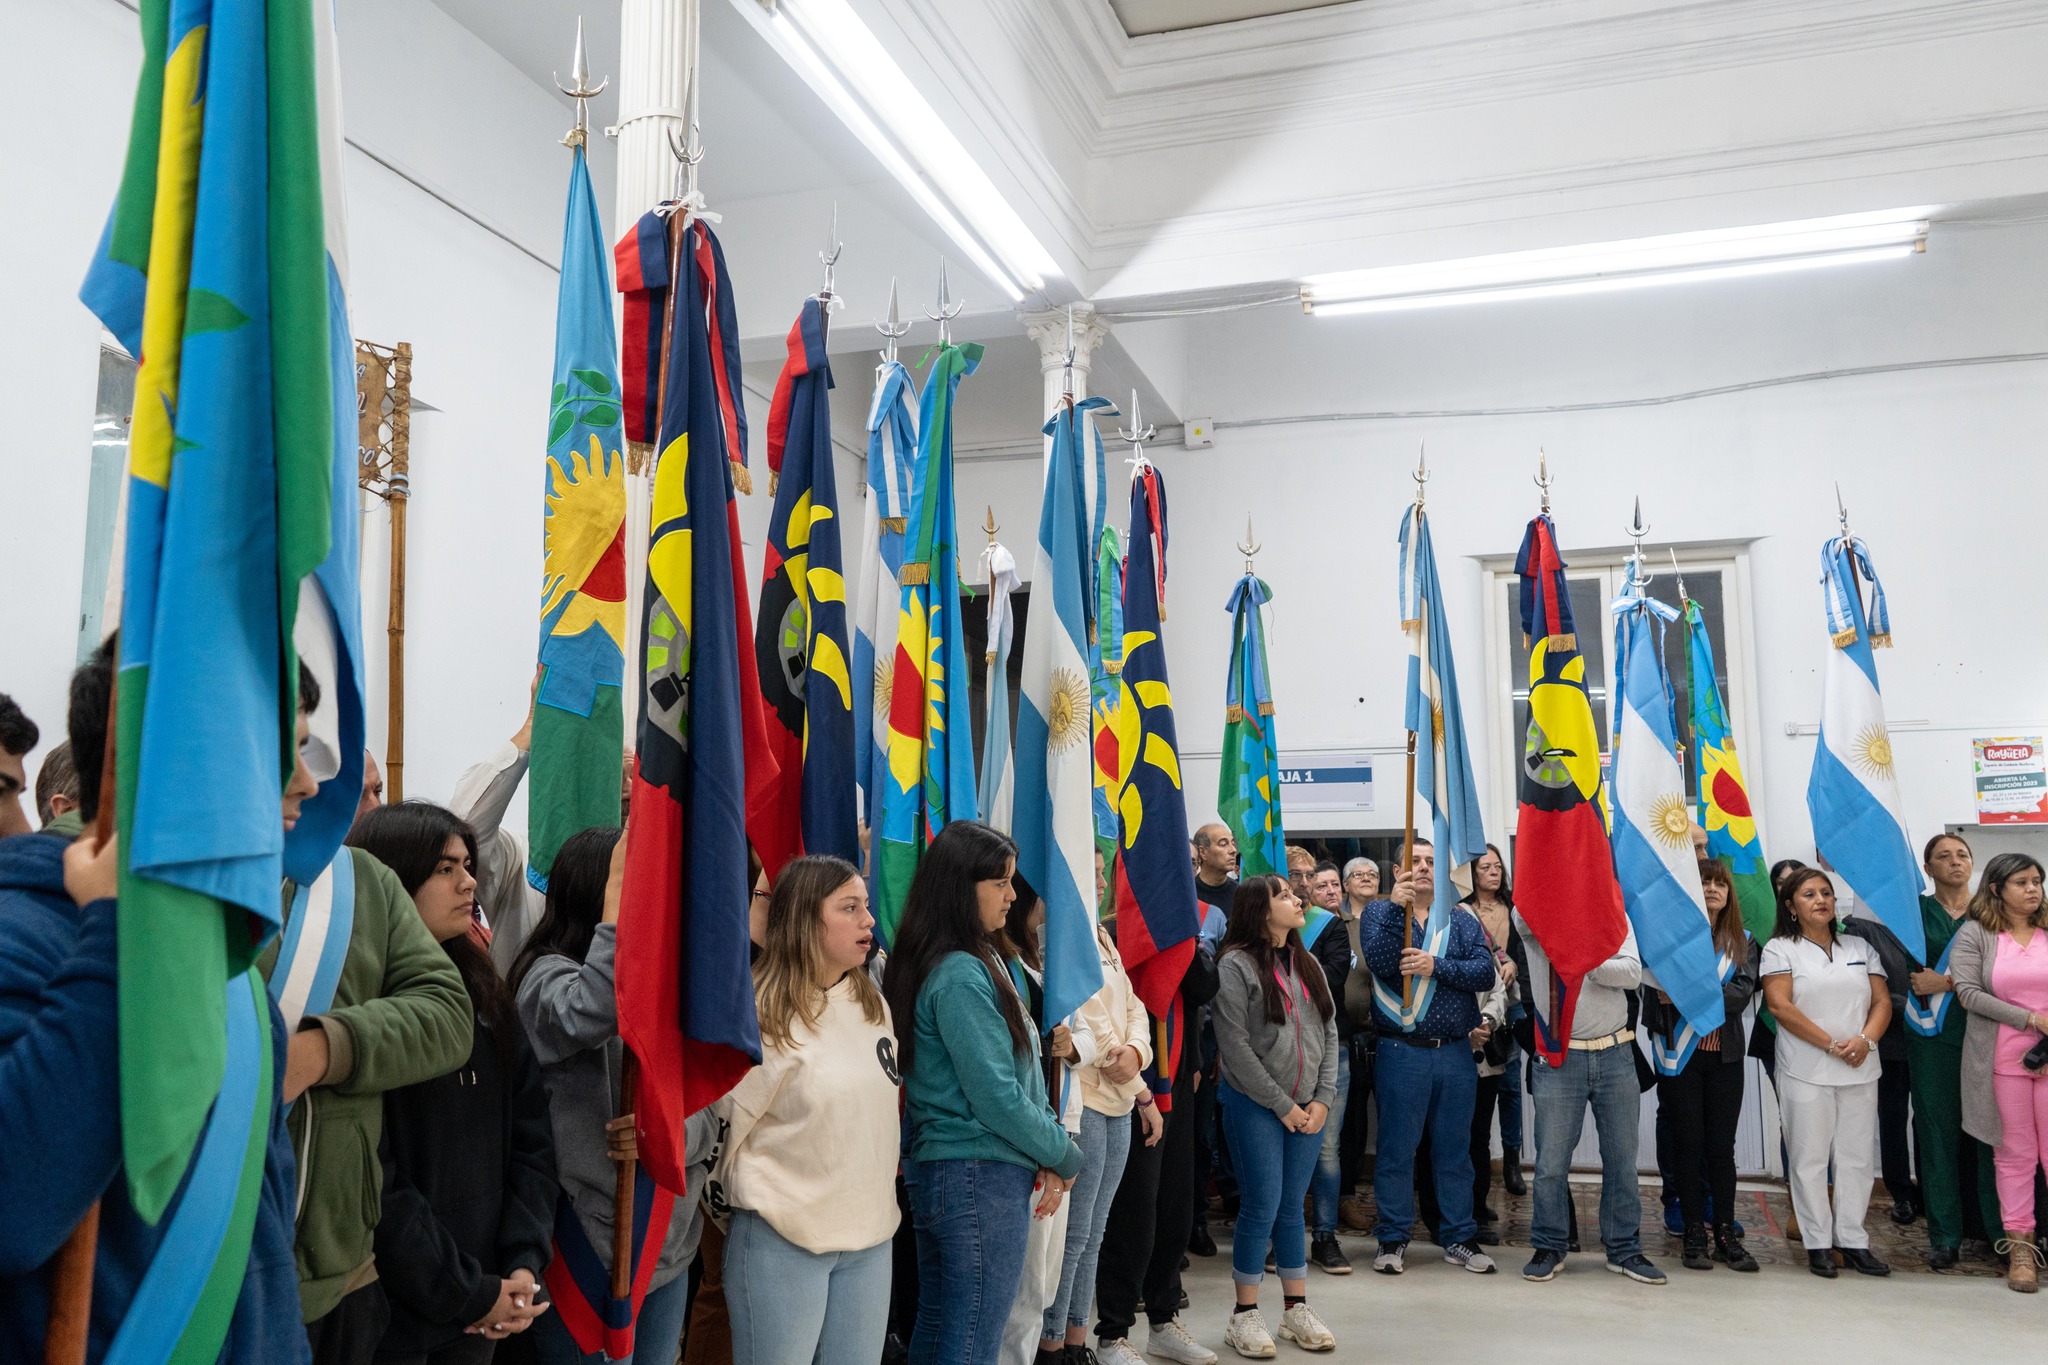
1107,0,1359,37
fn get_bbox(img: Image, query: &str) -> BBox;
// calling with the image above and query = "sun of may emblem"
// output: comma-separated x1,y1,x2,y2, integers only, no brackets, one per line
1047,666,1092,754
1853,723,1895,779
1649,792,1692,849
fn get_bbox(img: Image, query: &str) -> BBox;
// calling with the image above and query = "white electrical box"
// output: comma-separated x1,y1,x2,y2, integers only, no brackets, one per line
1183,417,1214,448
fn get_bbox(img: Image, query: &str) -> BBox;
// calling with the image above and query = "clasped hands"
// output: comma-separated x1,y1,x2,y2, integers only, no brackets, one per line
468,1268,549,1339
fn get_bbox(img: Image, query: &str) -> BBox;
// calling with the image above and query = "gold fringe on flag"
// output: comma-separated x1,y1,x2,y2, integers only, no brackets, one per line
899,563,931,586
1259,703,1274,716
1870,631,1893,648
768,471,780,496
1104,660,1122,676
881,517,906,533
1400,616,1422,631
731,460,753,495
1831,627,1859,648
1225,705,1245,723
625,441,652,476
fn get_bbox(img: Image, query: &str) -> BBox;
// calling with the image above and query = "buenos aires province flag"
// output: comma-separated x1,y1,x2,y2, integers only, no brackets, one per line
1608,571,1724,1042
1808,536,1925,959
1014,396,1110,1027
853,360,917,832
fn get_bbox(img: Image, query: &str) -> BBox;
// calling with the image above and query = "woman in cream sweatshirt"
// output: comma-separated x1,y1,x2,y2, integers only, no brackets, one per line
714,855,903,1364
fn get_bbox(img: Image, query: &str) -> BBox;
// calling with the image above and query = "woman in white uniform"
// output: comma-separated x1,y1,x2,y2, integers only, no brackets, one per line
1760,866,1893,1278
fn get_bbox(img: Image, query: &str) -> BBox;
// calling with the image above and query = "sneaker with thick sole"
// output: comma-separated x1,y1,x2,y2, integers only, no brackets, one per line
1443,1241,1497,1274
1223,1309,1277,1360
1371,1242,1407,1275
1607,1254,1668,1285
1144,1320,1217,1365
1096,1341,1146,1365
1521,1248,1566,1282
1277,1303,1335,1353
1309,1236,1352,1275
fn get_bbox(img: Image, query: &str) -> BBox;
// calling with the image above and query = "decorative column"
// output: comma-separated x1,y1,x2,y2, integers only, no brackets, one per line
606,0,694,747
1022,302,1111,415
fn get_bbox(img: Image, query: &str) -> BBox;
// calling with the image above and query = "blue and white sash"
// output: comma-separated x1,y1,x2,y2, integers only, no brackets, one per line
1906,933,1959,1037
271,845,357,1031
1372,918,1454,1033
1647,952,1736,1077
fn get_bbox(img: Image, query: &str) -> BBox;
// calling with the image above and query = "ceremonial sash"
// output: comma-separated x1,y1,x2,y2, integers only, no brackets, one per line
271,846,356,1032
1646,952,1736,1077
106,970,273,1365
1301,906,1337,951
1906,934,1959,1037
543,1170,677,1361
1372,918,1453,1034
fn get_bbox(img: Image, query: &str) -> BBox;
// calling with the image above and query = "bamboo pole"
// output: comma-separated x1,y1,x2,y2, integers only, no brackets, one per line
384,344,412,802
1401,730,1418,1015
45,682,120,1364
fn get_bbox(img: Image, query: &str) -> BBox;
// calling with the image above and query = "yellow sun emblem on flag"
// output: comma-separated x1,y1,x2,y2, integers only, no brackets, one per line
1648,792,1693,850
872,657,893,725
1698,741,1758,848
1852,723,1895,780
1047,666,1092,755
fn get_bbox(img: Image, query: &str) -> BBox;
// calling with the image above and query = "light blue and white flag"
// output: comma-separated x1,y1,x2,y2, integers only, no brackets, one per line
1905,934,1958,1035
853,360,918,832
1015,396,1111,1028
1378,505,1488,1031
1807,535,1926,960
979,540,1020,832
1609,566,1726,1040
1647,951,1736,1076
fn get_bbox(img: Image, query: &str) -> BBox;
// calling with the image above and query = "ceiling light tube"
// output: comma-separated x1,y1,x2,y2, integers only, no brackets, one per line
741,0,1057,299
1303,208,1930,314
1306,243,1919,317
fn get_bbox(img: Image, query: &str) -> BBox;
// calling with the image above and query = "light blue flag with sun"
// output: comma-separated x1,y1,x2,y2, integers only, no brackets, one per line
530,143,627,888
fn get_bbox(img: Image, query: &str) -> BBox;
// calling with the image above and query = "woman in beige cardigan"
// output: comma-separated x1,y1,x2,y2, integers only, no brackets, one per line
1949,852,2048,1293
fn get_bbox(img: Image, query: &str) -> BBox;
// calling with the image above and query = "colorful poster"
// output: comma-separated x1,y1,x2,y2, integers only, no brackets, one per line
1974,736,2048,824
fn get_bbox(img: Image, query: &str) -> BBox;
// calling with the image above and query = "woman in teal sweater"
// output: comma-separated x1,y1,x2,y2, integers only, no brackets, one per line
882,822,1083,1365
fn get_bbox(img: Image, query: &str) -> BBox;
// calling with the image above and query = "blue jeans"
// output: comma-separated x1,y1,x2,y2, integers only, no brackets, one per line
530,1262,693,1365
1310,1046,1351,1235
1530,1043,1642,1259
1497,1038,1525,1149
725,1208,893,1365
904,1157,1035,1365
1372,1036,1479,1247
1218,1079,1321,1285
1044,1109,1130,1337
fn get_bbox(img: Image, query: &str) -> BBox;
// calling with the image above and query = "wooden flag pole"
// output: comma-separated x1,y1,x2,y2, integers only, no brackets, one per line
1401,729,1418,1015
610,1053,639,1300
45,681,120,1365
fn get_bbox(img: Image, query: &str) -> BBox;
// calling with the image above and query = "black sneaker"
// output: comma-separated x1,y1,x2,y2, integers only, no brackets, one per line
1606,1253,1667,1285
1522,1248,1566,1282
1310,1235,1353,1275
1681,1223,1713,1271
1064,1346,1099,1365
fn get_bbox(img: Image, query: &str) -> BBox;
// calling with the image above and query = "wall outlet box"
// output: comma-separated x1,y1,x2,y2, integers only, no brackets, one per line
1183,417,1214,448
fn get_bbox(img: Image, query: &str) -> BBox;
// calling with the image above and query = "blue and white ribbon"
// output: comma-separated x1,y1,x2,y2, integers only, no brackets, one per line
1646,952,1737,1077
1905,933,1959,1037
1372,919,1454,1033
271,845,357,1032
1821,536,1890,647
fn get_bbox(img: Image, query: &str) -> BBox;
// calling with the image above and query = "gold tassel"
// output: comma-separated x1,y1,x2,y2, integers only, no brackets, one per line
1870,631,1893,648
1258,703,1274,716
625,441,652,476
1225,705,1246,723
1554,632,1576,651
1104,660,1122,676
1400,617,1422,631
881,517,906,533
899,563,931,586
1831,627,1858,648
731,460,754,496
768,470,780,497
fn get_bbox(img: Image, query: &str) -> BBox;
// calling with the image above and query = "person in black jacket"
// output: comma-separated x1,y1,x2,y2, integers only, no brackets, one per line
351,803,558,1364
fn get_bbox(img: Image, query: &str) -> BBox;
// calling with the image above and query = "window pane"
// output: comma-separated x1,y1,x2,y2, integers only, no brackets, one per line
78,346,136,661
1507,574,1611,776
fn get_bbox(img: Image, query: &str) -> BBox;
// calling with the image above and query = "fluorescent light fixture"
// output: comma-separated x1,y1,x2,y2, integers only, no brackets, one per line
1302,208,1931,315
738,0,1059,302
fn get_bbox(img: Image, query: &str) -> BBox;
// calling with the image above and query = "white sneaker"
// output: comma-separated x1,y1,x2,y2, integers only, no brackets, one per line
1443,1240,1498,1274
1372,1242,1407,1274
1146,1319,1218,1365
1098,1340,1148,1365
1223,1308,1277,1359
1277,1302,1335,1353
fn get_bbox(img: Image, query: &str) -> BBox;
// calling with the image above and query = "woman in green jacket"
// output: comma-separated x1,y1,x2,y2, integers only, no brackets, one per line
882,822,1083,1365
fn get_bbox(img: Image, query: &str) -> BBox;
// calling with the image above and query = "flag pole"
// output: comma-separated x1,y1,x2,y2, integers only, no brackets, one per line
1401,446,1428,1015
43,686,117,1365
610,1055,639,1300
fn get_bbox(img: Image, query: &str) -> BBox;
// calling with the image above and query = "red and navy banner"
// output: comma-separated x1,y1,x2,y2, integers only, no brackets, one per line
1512,512,1627,1064
754,298,858,877
613,211,669,455
1111,468,1201,1095
617,214,779,1196
540,1177,675,1361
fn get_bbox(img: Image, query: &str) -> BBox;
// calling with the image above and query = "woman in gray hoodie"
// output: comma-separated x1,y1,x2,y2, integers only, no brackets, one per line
1211,875,1340,1359
510,828,717,1364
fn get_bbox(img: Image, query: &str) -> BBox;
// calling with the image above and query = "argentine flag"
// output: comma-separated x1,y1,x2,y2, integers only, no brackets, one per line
853,360,917,831
1608,570,1725,1043
1014,397,1110,1027
979,540,1020,832
1808,536,1926,959
1382,506,1487,1031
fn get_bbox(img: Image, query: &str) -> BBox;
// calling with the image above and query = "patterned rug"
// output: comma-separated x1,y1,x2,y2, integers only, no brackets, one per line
1307,1176,2017,1278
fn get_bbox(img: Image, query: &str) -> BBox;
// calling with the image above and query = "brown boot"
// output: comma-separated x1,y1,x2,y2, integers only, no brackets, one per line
2003,1237,2042,1293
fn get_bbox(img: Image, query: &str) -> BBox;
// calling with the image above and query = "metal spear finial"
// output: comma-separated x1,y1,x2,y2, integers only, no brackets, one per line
928,259,964,346
1060,305,1077,404
1625,495,1653,589
1534,449,1553,514
1413,442,1430,514
1836,480,1853,544
876,277,909,370
983,506,1000,544
555,17,609,148
1237,515,1261,575
1669,548,1688,604
818,204,842,306
1116,386,1157,475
